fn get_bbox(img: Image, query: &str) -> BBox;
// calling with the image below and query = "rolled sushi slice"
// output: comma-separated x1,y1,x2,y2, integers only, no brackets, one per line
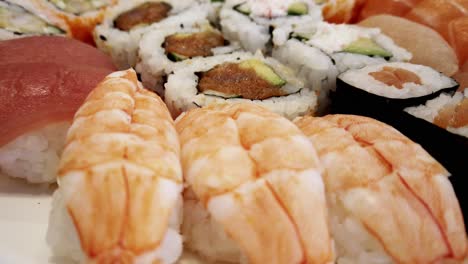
403,91,468,218
274,21,412,73
272,38,338,114
0,0,69,40
333,62,459,114
177,103,333,263
47,69,184,263
406,89,468,138
198,0,225,23
220,0,323,53
164,51,318,120
94,0,204,69
295,114,467,263
28,0,117,44
137,19,240,96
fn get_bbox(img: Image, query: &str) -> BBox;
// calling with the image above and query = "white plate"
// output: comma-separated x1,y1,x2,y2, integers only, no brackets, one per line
0,175,209,264
0,175,53,264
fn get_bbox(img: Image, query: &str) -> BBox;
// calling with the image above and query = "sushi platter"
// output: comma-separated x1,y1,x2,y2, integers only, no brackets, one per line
0,0,467,263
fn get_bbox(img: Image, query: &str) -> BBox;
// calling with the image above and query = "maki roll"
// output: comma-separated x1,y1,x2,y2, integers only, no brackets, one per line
406,89,468,138
404,90,468,207
220,0,322,53
31,0,117,44
137,19,239,95
332,62,459,114
295,114,467,263
331,74,466,220
272,22,411,114
273,22,412,73
177,103,333,263
47,69,184,263
94,0,204,69
0,0,69,40
164,51,318,120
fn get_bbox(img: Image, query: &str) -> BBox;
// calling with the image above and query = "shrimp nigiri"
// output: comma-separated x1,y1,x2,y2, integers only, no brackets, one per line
295,114,467,264
47,69,183,263
177,103,333,263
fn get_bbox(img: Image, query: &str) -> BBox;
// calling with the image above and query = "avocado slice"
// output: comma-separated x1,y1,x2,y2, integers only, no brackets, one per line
167,52,188,62
287,2,308,16
239,59,286,86
343,38,393,58
234,3,250,15
211,0,224,2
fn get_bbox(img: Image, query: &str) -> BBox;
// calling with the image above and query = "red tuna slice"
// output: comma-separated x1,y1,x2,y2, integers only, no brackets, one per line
0,36,116,70
0,62,113,146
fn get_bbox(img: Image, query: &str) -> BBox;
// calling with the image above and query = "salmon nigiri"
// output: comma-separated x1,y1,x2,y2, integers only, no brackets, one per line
358,0,422,21
405,0,468,41
449,16,468,66
321,0,366,23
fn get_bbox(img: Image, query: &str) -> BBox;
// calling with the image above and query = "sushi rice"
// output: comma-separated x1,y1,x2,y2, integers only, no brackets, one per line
164,51,318,120
0,122,69,183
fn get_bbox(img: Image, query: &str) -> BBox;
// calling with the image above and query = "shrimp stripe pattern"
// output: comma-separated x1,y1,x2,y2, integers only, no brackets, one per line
295,114,467,264
56,69,183,263
176,103,333,264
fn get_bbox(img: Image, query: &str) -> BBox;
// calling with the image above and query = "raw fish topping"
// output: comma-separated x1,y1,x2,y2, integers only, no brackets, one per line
369,66,422,89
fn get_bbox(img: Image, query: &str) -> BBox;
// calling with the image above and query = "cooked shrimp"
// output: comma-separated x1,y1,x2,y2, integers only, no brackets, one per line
295,114,467,264
47,69,183,264
176,103,333,264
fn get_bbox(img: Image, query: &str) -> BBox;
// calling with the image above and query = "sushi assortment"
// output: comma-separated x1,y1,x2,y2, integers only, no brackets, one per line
0,0,467,263
42,69,467,263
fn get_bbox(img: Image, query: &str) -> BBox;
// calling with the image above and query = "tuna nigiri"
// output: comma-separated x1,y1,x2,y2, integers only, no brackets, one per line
0,36,116,183
47,69,183,263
